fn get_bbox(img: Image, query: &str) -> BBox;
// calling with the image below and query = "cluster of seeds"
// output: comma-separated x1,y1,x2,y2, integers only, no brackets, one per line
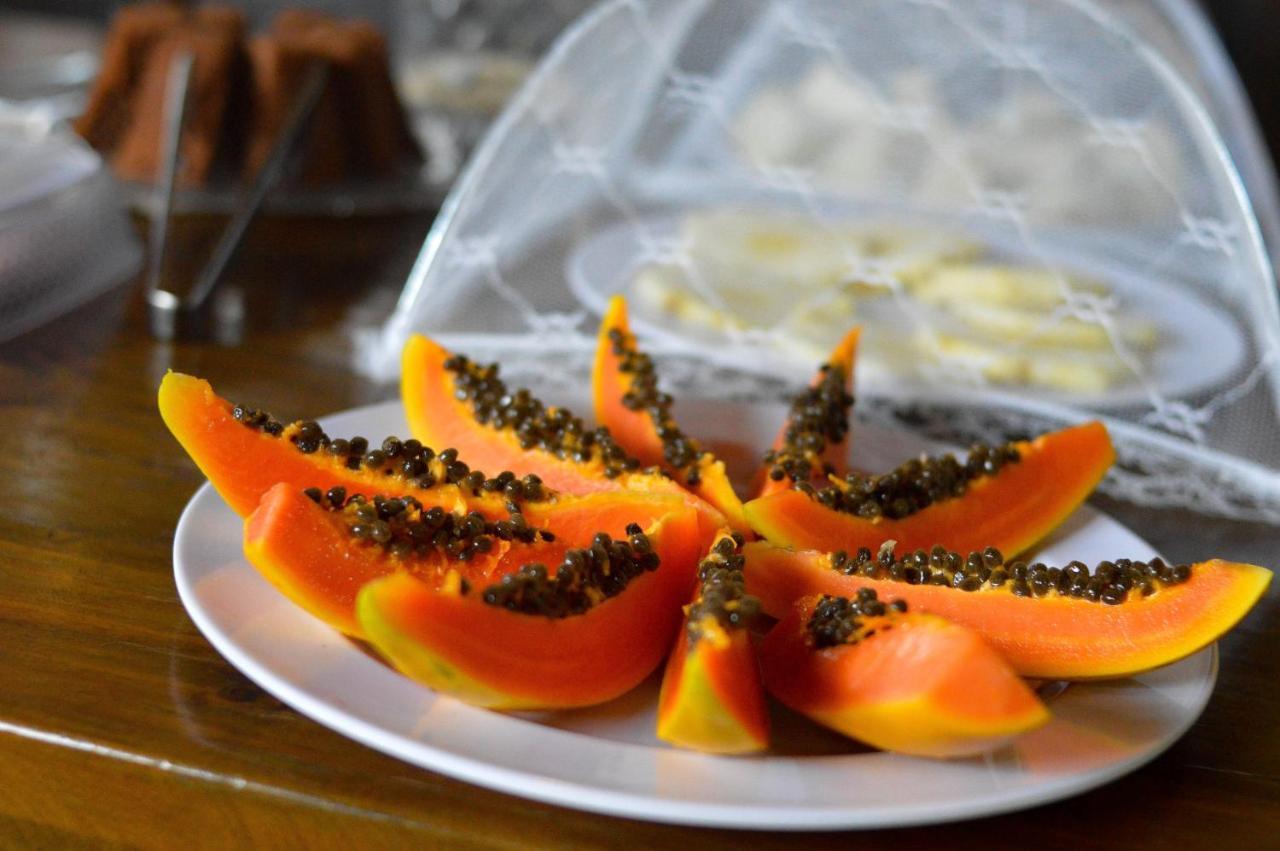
231,401,549,506
807,591,908,649
607,328,708,486
799,442,1022,520
229,404,285,436
301,487,553,562
685,533,762,641
827,541,1194,606
477,523,661,618
443,354,663,481
763,361,854,484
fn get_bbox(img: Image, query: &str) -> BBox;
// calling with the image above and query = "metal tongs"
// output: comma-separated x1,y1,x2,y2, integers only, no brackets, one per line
145,53,329,341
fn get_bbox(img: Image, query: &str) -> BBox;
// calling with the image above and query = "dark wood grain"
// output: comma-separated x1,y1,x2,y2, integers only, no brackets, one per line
0,211,1276,850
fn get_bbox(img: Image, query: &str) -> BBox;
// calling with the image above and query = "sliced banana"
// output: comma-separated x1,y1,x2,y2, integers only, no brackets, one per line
921,332,1131,393
909,263,1107,309
943,302,1158,351
632,266,746,334
683,210,855,291
623,208,1160,395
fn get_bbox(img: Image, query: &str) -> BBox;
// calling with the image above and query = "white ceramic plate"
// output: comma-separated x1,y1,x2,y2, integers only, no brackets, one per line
565,217,1246,409
173,396,1217,830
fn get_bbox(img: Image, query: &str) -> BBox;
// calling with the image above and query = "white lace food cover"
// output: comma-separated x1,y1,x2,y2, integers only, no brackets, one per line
361,0,1280,522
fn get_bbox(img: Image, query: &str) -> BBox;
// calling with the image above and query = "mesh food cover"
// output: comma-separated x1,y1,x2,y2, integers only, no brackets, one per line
362,0,1280,522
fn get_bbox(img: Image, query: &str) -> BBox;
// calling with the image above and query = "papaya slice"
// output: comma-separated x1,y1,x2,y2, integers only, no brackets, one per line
401,334,725,539
755,327,860,498
243,482,689,638
760,593,1049,758
357,508,703,709
159,371,681,534
593,295,749,532
656,531,769,754
160,370,519,518
744,420,1114,557
744,541,1272,679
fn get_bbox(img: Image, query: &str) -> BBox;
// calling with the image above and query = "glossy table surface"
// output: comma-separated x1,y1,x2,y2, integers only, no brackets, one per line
2,213,1278,849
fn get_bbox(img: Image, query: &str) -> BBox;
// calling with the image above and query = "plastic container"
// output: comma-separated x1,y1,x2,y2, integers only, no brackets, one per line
0,117,143,343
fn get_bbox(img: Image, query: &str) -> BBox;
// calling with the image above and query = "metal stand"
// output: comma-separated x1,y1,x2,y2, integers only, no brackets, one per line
146,55,329,341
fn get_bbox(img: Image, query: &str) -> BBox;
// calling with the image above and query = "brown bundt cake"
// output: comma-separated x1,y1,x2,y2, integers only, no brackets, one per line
76,3,423,188
75,2,185,153
245,12,422,183
110,8,245,185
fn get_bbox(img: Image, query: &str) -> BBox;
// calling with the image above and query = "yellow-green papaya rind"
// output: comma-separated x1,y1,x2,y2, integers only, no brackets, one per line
656,627,769,754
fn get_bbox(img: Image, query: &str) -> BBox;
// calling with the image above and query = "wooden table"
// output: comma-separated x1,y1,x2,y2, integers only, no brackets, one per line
2,212,1277,849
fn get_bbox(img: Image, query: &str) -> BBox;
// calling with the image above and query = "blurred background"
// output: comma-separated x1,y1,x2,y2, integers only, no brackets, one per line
0,1,595,192
0,0,602,348
2,1,1275,197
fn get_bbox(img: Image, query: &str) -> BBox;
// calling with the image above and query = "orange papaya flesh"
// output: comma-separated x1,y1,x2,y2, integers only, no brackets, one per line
243,482,690,638
160,371,537,519
745,420,1114,558
760,594,1049,758
356,508,704,709
744,541,1272,680
245,483,392,636
593,295,666,469
754,327,860,498
401,333,725,540
656,530,769,753
592,295,750,533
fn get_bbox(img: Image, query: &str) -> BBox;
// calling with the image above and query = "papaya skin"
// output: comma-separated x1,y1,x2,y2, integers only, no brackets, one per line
754,327,861,499
592,295,750,533
656,624,769,754
356,508,704,709
760,595,1049,758
744,544,1272,680
243,482,689,639
401,333,725,542
744,420,1115,558
656,529,769,753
